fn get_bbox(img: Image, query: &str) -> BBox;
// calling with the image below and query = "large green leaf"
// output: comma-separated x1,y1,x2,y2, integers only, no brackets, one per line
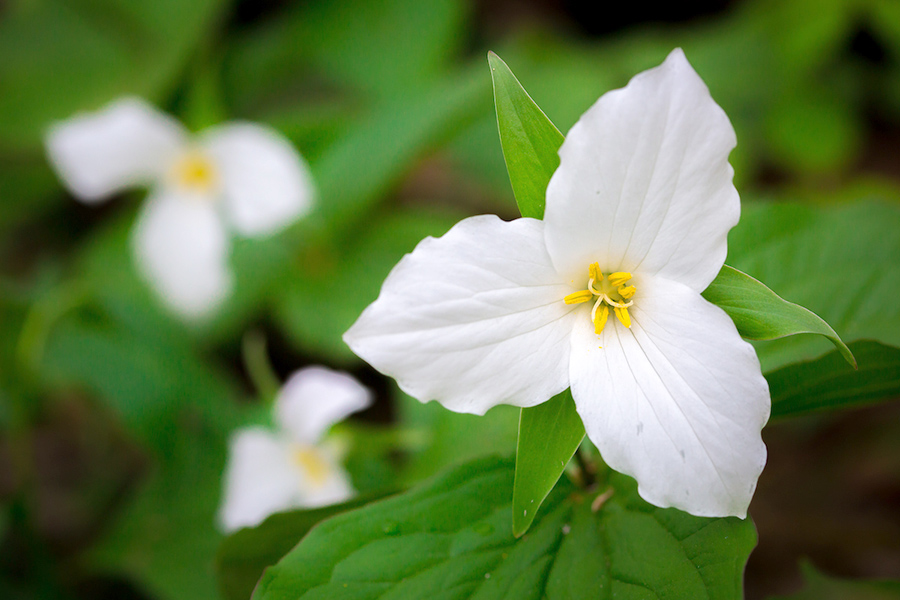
488,51,563,220
216,494,391,600
253,456,756,600
727,198,900,372
768,340,900,419
703,265,854,367
512,390,583,537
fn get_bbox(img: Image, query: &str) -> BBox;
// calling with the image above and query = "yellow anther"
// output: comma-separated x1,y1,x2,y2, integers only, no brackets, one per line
593,304,609,335
608,272,632,287
293,447,331,488
614,306,631,328
618,285,636,300
564,290,593,305
589,262,603,283
173,151,217,192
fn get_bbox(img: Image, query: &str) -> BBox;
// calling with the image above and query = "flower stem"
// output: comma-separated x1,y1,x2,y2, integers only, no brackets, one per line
241,330,281,403
574,447,597,489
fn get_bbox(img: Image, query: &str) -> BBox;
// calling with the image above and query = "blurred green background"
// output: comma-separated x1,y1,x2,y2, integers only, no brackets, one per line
1,0,899,598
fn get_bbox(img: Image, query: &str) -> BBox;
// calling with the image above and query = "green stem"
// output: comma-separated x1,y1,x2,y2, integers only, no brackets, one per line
241,330,282,403
574,447,596,489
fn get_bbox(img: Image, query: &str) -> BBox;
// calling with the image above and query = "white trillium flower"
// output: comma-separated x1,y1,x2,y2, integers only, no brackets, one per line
218,366,373,533
344,49,770,518
45,97,314,319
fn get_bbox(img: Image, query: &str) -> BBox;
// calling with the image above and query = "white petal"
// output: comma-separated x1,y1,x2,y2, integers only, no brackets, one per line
217,428,305,533
218,429,355,533
569,276,769,518
275,366,373,444
294,442,356,508
131,189,233,319
200,123,314,236
544,48,739,292
344,215,576,415
45,97,187,203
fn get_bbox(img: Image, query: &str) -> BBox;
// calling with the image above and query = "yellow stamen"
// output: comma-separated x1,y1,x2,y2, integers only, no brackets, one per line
173,152,217,192
614,306,631,328
593,304,609,335
608,272,632,287
618,285,636,300
564,290,593,304
293,447,331,487
589,262,603,283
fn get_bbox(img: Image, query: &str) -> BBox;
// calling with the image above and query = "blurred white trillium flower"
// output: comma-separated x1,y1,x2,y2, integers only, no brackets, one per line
45,97,314,318
218,366,372,533
344,49,770,518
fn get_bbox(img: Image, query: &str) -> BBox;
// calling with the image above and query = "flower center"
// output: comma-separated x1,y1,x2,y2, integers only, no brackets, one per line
171,150,217,194
563,262,636,334
291,445,331,488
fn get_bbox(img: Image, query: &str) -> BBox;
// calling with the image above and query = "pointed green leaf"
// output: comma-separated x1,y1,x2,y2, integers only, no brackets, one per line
725,199,900,372
703,265,855,367
512,389,583,537
253,456,757,600
769,340,900,419
488,51,564,219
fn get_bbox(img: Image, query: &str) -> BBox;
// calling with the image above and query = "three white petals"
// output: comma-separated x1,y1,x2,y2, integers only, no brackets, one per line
45,97,315,319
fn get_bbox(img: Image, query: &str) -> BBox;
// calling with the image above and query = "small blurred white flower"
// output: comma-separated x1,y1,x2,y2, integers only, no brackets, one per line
218,366,372,533
45,97,314,319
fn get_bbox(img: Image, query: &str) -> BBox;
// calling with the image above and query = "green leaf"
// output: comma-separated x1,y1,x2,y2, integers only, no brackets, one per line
703,264,855,367
216,494,390,600
727,198,900,372
488,51,564,220
512,390,583,537
769,340,900,419
769,560,900,600
253,456,757,600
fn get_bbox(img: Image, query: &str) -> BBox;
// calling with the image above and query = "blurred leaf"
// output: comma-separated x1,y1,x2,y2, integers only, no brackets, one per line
769,560,900,600
0,161,62,230
38,216,248,447
225,0,468,110
253,456,756,600
397,390,519,484
512,390,583,537
488,51,563,219
703,265,855,367
769,340,900,419
273,208,464,362
0,0,227,151
216,493,391,600
745,0,854,78
762,85,862,174
728,198,900,372
85,413,230,600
